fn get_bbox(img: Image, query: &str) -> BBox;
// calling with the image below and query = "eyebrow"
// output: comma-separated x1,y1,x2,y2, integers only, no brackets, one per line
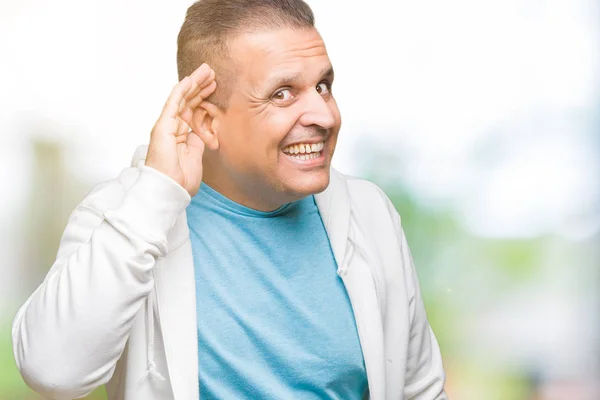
266,65,335,91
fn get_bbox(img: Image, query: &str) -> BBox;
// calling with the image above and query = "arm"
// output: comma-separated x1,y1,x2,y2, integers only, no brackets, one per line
379,189,447,399
12,63,216,399
398,225,447,400
12,167,189,399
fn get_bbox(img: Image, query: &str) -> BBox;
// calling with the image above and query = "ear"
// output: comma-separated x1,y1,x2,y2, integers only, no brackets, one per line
190,101,222,151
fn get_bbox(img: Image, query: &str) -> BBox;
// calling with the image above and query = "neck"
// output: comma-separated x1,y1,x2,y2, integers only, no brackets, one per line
201,158,290,212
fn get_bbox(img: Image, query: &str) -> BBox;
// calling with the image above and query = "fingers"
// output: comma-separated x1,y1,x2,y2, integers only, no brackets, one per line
186,129,206,157
179,80,217,126
153,63,216,142
178,64,217,117
176,118,190,136
187,80,217,109
175,131,190,144
181,64,214,106
180,106,194,127
190,64,214,87
160,76,193,120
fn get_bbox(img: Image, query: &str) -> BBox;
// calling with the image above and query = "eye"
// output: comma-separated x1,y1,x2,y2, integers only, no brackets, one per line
316,81,332,95
272,88,294,102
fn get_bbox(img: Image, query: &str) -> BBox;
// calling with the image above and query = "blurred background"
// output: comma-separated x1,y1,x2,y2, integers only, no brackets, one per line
1,0,598,398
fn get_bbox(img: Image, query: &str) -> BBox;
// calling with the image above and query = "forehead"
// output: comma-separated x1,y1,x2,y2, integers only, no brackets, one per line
229,28,331,86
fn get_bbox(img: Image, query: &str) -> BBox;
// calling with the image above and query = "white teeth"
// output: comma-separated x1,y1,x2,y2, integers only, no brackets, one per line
283,142,324,155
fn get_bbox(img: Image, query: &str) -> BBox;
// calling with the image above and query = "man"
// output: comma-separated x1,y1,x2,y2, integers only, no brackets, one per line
12,0,447,399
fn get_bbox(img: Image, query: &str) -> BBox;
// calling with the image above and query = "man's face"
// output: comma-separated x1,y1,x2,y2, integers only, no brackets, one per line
215,27,341,206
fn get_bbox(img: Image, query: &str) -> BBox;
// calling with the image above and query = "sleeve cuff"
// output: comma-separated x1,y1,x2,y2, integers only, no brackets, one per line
104,166,191,243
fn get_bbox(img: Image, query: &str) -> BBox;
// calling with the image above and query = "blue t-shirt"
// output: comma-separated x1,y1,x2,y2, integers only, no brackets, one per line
186,183,368,399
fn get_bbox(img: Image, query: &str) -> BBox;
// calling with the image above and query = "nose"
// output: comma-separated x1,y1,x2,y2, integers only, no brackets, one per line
298,90,337,130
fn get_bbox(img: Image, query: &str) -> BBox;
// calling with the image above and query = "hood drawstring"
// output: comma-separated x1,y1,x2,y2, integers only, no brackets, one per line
145,293,165,381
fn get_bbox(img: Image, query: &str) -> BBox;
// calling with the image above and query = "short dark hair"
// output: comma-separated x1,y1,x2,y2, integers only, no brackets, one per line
177,0,315,108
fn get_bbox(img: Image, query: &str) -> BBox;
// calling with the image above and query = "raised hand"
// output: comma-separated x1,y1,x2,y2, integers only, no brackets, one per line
146,63,217,197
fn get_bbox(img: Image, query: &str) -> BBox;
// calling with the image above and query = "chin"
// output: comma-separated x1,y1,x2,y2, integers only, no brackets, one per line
283,169,331,198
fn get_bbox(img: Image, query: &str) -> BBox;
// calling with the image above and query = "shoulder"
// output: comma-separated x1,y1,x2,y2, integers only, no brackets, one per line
334,170,400,225
55,158,142,262
76,145,147,214
78,167,140,214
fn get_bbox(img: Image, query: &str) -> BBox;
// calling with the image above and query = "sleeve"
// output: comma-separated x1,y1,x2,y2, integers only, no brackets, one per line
398,225,448,399
11,166,190,399
379,188,447,399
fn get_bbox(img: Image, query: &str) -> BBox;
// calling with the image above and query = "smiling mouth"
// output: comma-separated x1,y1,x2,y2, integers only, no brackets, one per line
281,142,325,161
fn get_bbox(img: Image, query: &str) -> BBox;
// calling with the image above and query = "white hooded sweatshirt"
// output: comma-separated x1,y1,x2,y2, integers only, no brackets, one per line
12,145,447,400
